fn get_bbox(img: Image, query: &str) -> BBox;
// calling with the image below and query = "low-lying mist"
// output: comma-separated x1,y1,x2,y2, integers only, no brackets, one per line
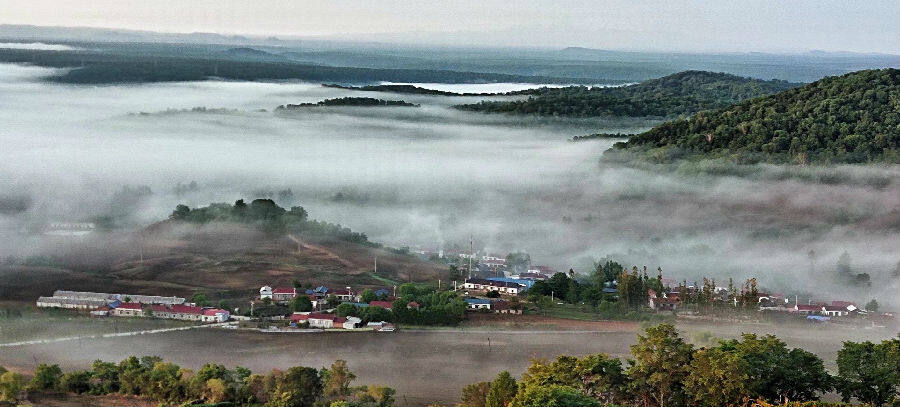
1,63,898,306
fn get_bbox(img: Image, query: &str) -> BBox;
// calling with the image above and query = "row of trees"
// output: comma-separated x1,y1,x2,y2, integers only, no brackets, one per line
331,284,467,326
461,323,900,407
170,199,373,245
2,357,393,407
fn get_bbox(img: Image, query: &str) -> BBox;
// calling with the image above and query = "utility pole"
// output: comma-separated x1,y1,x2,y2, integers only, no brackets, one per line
374,257,377,274
468,235,474,280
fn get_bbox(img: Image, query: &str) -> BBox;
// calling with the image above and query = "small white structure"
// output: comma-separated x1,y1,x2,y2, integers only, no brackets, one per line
343,316,362,329
259,286,273,300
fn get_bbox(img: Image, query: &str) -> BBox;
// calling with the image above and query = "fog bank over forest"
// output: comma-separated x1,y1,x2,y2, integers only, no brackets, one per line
1,63,898,305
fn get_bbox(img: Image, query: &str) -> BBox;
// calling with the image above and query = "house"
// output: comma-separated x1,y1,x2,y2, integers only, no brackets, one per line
38,290,185,309
515,272,548,281
369,301,394,310
111,302,145,317
332,289,356,302
259,286,273,300
831,301,858,312
793,304,821,314
462,278,528,295
407,301,420,309
822,305,851,317
272,287,298,303
649,297,679,312
307,313,344,328
202,308,231,323
465,298,492,310
343,316,362,329
492,300,522,314
37,296,109,310
90,306,111,317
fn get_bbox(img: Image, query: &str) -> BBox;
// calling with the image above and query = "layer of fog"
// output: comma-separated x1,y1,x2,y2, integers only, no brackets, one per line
0,42,80,51
1,63,898,306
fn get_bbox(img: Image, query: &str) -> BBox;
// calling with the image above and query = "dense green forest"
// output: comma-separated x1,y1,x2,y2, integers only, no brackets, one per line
612,69,900,164
454,71,798,118
459,323,900,407
169,199,374,245
276,97,418,109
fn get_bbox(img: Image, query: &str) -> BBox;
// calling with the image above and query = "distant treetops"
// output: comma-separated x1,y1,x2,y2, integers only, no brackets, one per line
169,199,372,245
611,68,900,164
276,97,418,110
454,70,798,118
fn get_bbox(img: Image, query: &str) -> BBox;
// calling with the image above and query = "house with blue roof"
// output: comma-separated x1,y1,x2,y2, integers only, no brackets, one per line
464,298,492,310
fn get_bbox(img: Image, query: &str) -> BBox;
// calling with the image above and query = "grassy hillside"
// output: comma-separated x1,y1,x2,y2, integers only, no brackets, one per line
454,71,798,118
611,69,900,164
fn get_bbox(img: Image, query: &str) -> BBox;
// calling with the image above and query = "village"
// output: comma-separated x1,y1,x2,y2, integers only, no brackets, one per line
32,249,894,331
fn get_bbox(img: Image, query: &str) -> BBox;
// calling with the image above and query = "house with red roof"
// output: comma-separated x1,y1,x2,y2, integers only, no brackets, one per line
793,304,821,314
110,302,144,317
369,301,394,310
272,287,298,303
304,313,346,329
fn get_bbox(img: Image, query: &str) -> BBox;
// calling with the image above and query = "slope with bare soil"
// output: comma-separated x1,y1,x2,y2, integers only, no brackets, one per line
1,221,450,305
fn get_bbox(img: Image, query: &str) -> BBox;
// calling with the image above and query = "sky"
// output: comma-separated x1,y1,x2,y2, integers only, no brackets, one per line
1,0,899,53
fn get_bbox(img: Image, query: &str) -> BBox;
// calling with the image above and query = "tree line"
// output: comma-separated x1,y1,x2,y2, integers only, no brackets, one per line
455,71,796,118
459,323,900,407
1,357,394,407
170,199,374,245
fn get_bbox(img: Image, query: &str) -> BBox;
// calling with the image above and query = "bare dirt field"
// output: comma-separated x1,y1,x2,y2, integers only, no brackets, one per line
1,318,895,406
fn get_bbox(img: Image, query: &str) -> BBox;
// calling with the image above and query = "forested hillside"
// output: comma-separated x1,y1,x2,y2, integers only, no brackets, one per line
455,71,797,118
613,69,900,164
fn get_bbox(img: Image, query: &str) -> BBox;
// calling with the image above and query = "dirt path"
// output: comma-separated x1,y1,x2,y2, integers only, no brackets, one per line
0,321,236,348
287,234,355,269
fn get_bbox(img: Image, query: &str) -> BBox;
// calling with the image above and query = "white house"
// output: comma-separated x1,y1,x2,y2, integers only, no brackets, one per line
259,286,273,300
343,316,362,329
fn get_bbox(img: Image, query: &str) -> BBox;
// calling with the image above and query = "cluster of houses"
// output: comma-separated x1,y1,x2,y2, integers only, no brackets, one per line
36,290,230,323
646,285,889,324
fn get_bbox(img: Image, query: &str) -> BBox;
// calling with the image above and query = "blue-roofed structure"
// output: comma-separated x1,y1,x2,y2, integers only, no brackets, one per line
349,302,370,308
464,298,492,309
485,277,535,289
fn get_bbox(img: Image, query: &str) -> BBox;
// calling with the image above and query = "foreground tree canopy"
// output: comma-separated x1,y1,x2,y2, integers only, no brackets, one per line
460,323,900,407
2,357,393,407
612,68,900,164
455,71,797,118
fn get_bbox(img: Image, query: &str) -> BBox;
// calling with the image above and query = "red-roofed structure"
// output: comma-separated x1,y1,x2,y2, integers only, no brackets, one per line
369,301,394,310
272,287,297,302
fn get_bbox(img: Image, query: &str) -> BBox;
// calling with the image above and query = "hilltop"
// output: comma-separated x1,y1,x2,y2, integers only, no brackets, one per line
454,70,798,118
611,69,900,164
0,200,450,305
